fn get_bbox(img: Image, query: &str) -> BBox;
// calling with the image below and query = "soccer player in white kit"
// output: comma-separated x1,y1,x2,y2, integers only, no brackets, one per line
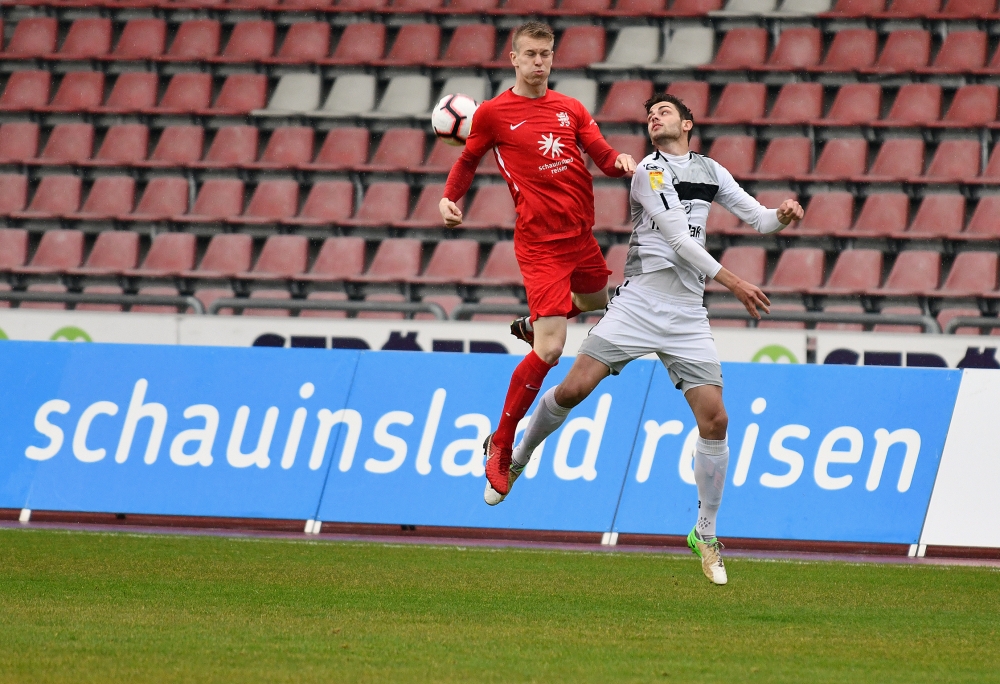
484,93,804,585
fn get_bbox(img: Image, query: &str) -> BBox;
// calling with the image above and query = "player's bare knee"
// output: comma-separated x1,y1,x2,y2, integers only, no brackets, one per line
699,405,728,440
533,341,563,366
554,378,591,408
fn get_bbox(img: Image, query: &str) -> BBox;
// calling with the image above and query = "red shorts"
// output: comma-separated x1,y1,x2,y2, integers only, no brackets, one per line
514,231,611,322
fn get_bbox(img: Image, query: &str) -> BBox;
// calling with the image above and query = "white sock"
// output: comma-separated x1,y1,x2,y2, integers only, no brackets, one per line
512,387,570,467
694,435,729,539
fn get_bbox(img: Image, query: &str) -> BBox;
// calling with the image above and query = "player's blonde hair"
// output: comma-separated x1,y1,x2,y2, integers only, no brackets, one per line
512,21,555,53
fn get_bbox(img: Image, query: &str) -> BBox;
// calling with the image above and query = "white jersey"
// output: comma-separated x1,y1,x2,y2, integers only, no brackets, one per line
625,150,784,299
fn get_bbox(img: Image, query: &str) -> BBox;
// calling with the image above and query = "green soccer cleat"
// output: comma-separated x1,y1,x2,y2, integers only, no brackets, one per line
484,460,526,506
687,527,728,585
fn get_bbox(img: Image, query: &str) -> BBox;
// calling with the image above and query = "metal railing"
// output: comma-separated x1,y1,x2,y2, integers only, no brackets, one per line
944,316,1000,334
0,291,204,314
207,298,448,320
708,309,942,333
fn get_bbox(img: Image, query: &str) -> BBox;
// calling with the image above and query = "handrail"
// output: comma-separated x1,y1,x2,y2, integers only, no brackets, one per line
708,309,942,333
944,316,1000,334
451,302,529,320
0,291,204,314
208,298,448,320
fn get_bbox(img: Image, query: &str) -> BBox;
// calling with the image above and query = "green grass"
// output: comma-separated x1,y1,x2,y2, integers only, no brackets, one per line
0,529,997,683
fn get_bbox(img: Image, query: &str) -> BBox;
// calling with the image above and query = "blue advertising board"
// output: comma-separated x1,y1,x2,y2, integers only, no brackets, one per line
315,351,653,532
611,363,962,543
0,342,359,519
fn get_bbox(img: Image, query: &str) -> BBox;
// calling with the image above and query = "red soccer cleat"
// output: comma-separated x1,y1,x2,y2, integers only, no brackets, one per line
483,432,513,495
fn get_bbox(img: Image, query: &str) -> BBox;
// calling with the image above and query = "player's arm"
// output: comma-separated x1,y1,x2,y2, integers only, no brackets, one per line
440,105,496,227
576,105,636,177
711,162,803,234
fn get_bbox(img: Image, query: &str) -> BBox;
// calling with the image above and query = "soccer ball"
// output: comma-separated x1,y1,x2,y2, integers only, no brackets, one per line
432,93,478,146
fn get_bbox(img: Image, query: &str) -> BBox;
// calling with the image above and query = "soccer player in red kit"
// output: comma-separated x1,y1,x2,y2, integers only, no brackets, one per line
439,21,637,498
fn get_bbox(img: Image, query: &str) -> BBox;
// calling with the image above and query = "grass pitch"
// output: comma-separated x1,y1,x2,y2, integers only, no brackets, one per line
0,529,997,683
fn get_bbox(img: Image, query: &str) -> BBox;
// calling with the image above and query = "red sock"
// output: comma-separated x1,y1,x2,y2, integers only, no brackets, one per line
493,350,554,451
567,304,582,319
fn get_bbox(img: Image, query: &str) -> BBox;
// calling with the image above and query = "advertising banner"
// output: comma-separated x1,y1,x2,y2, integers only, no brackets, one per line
612,364,963,543
0,342,359,520
815,331,1000,369
0,309,178,344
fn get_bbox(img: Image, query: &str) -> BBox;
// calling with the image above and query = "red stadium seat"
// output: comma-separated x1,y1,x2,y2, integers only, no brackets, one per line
707,202,740,236
325,23,386,66
176,179,245,223
605,243,628,288
143,126,204,168
503,0,556,11
817,29,877,71
213,21,275,62
874,251,940,295
964,196,1000,240
868,30,931,72
809,139,867,181
559,0,613,12
336,0,389,9
193,126,258,169
924,140,980,181
765,83,823,124
97,72,158,114
359,129,426,172
449,0,501,10
409,239,479,284
797,192,855,236
249,127,314,169
108,19,166,60
67,231,139,276
377,24,440,67
555,26,606,68
88,124,148,167
297,236,366,282
935,252,998,296
764,28,821,70
5,18,57,58
752,137,811,180
706,136,756,177
207,74,267,114
394,184,460,229
231,180,299,224
670,0,723,12
434,24,496,67
149,73,212,114
981,144,1000,182
903,194,966,238
267,22,330,64
69,177,135,220
125,177,189,221
15,176,81,219
820,84,882,125
123,232,196,277
592,134,647,175
394,0,445,10
883,84,941,125
162,20,221,61
419,140,464,174
54,19,111,60
462,185,516,230
351,238,422,283
0,176,28,215
596,80,653,123
0,71,51,111
863,139,925,181
812,249,883,295
939,0,996,16
850,193,909,237
186,234,253,278
34,123,94,165
706,28,768,70
302,128,369,170
284,181,354,227
243,235,308,280
666,81,709,119
0,123,39,164
341,182,411,228
45,72,105,112
940,85,998,126
593,186,629,233
705,83,766,124
12,229,84,274
886,0,939,15
706,246,765,292
464,241,522,286
0,228,28,267
614,0,668,13
925,30,986,72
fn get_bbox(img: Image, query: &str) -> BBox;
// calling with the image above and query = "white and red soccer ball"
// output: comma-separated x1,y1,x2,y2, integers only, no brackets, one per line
432,93,478,146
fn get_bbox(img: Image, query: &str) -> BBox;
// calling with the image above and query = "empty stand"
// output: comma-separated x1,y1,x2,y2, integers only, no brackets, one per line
798,192,854,235
752,137,811,180
596,80,653,123
108,19,167,61
394,184,457,229
765,83,823,124
234,180,299,224
162,20,221,61
341,182,410,228
67,231,139,276
821,84,881,125
297,236,365,282
934,252,998,296
593,186,630,233
817,29,876,71
123,233,196,278
0,123,39,164
850,193,909,237
924,140,980,181
127,177,189,221
461,185,516,230
55,18,111,60
409,240,479,284
904,194,966,238
12,175,81,218
90,125,148,167
46,72,104,112
705,28,768,70
812,249,883,294
764,28,821,70
5,18,57,58
869,30,931,72
864,139,925,181
883,84,941,125
809,139,867,181
965,196,1000,240
214,21,275,62
875,251,941,295
941,85,998,126
554,26,605,69
268,22,330,64
284,181,355,227
706,83,766,124
378,24,439,67
707,246,765,292
464,241,522,286
666,82,709,119
360,129,426,172
12,230,84,275
0,71,51,112
144,126,204,168
98,72,158,114
352,238,422,283
176,179,244,223
186,234,253,278
243,235,308,280
70,177,135,220
707,136,756,176
0,175,28,215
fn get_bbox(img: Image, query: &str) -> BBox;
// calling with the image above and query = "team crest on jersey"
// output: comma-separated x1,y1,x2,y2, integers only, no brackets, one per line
557,112,571,127
648,170,665,190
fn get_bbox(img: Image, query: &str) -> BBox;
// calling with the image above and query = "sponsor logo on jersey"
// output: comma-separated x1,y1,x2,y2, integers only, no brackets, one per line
648,171,665,191
538,133,564,158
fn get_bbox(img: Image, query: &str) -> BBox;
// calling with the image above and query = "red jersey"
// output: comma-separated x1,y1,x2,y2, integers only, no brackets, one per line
443,88,624,243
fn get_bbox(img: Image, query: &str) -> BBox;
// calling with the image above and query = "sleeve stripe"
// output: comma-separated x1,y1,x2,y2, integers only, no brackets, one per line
659,193,671,212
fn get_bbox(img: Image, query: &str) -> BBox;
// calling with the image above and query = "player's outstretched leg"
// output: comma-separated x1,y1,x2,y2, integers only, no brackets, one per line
684,385,730,585
509,290,609,346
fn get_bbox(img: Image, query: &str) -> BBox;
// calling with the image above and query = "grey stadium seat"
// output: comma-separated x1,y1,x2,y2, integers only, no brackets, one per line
553,78,598,112
439,76,489,104
365,75,432,118
650,27,715,70
313,74,376,118
253,73,320,117
591,27,661,69
494,77,516,98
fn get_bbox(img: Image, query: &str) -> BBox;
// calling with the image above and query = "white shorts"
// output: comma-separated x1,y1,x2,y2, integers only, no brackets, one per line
579,271,722,393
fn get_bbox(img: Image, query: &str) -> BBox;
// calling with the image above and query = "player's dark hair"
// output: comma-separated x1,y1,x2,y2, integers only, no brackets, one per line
512,21,555,53
644,93,695,142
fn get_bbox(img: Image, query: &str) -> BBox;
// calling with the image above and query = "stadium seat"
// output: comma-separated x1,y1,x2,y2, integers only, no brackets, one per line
96,72,158,114
815,29,877,71
882,84,941,125
797,192,854,235
52,19,111,60
12,229,84,275
256,74,321,116
751,137,811,180
393,184,459,229
706,246,765,293
612,0,666,13
212,21,274,63
409,240,479,284
419,141,464,174
936,307,983,334
89,125,149,167
194,289,238,315
297,291,349,319
434,24,495,67
808,139,867,181
706,136,756,177
148,73,212,114
605,243,628,288
939,0,996,16
593,186,630,233
811,249,883,295
341,182,410,228
592,27,659,69
863,139,925,181
502,0,556,11
704,28,768,70
964,196,1000,240
874,251,940,295
125,177,189,221
482,28,516,69
666,82,709,119
44,72,104,112
903,194,966,238
554,79,598,113
596,80,654,123
461,185,517,230
654,27,714,69
301,128,369,171
351,238,422,283
763,28,821,70
184,234,253,278
923,140,980,181
368,76,431,118
249,127,314,169
206,74,267,114
142,126,204,168
107,19,167,61
283,181,354,227
850,193,909,237
556,26,606,68
720,0,778,11
705,83,766,124
232,180,299,225
265,23,329,64
175,179,244,223
560,0,613,13
66,231,139,276
240,235,308,282
359,129,426,172
0,228,28,270
393,0,445,11
940,85,998,126
0,174,28,216
979,145,1000,183
123,232,196,278
923,30,986,72
463,241,522,286
377,24,440,67
192,126,258,169
867,30,931,73
0,71,51,112
934,252,998,297
32,124,93,166
670,0,724,12
334,0,387,9
439,76,489,104
69,177,135,220
706,202,741,236
766,249,826,294
885,0,939,15
161,20,221,61
764,84,823,125
296,236,365,283
4,18,57,58
820,84,882,125
0,123,39,164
